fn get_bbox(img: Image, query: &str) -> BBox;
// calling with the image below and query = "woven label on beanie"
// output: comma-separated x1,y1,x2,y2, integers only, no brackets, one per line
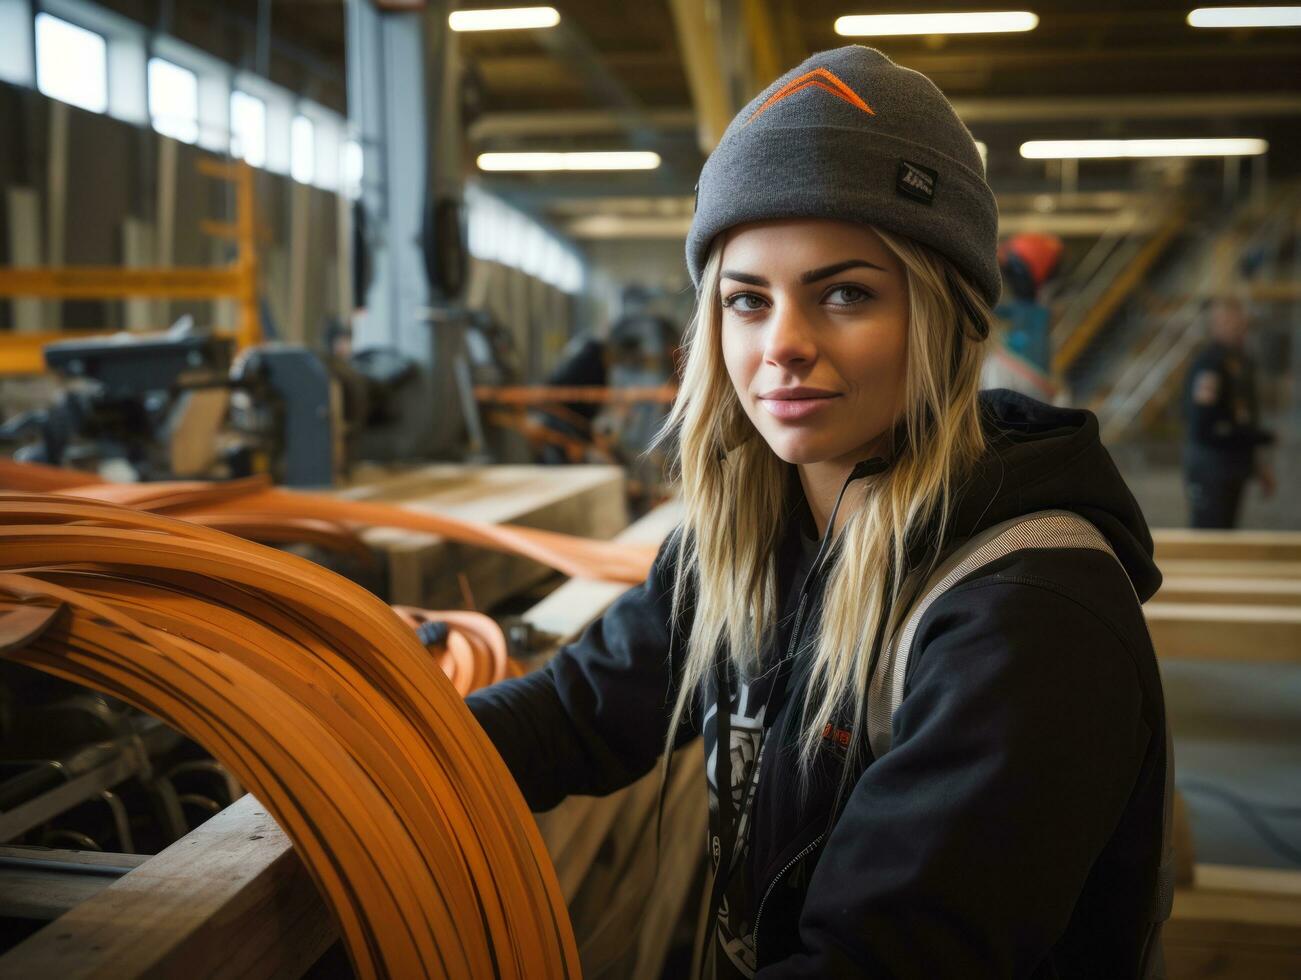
896,160,937,205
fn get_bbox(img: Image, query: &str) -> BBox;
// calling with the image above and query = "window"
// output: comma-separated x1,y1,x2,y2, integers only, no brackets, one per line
148,57,198,144
464,184,586,293
35,13,108,113
229,90,266,167
291,115,315,184
342,139,364,199
0,0,35,86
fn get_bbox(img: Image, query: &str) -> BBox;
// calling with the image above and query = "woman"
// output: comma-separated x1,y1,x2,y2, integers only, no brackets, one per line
468,46,1168,980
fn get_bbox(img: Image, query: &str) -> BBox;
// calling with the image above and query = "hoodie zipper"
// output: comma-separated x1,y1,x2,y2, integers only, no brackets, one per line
752,833,825,964
734,459,887,968
737,458,876,826
703,458,887,979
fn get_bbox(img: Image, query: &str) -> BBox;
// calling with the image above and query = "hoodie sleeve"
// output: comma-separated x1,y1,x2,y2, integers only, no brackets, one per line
759,572,1150,980
464,530,693,812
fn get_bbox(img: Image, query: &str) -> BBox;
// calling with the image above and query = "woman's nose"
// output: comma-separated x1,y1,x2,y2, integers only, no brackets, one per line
763,305,818,367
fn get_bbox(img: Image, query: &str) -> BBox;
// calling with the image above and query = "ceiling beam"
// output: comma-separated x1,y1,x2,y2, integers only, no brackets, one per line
883,44,1301,75
467,91,1301,145
531,19,663,152
469,109,696,142
668,0,734,153
953,93,1301,124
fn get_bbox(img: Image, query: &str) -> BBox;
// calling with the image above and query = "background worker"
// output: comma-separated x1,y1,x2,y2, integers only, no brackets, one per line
1182,296,1275,529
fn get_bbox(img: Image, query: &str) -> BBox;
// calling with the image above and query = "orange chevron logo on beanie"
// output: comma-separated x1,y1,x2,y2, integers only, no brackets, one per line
746,67,875,124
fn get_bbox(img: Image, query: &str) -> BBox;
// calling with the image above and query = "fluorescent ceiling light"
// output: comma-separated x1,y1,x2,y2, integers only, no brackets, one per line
835,11,1039,36
477,151,661,172
449,6,560,32
1187,6,1301,28
1020,138,1268,159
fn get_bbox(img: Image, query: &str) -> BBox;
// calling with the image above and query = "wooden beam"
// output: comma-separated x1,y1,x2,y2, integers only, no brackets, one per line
1156,577,1301,607
0,795,334,978
1154,529,1301,564
668,0,732,152
523,498,681,640
1145,602,1301,663
742,0,786,92
0,847,148,920
1167,864,1301,980
1161,559,1301,581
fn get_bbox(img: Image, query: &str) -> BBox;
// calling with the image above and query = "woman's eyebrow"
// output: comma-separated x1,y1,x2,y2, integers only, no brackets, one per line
721,270,768,286
720,259,886,287
800,259,886,284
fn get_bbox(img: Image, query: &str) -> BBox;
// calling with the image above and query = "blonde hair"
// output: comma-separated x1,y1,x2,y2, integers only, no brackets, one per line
657,225,990,770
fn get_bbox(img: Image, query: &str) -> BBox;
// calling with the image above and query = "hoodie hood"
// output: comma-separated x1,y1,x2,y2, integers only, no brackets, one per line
932,389,1162,601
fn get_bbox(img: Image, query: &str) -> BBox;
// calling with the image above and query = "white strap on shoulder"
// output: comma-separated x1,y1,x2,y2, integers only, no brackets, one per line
866,509,1119,760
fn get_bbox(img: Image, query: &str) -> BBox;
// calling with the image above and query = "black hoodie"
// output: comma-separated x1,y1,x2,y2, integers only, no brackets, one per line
466,390,1168,980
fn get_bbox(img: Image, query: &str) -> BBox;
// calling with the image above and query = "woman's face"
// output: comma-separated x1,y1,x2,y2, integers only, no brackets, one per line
718,218,909,469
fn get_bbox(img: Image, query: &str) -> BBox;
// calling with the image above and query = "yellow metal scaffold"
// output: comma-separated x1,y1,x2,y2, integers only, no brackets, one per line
0,159,261,375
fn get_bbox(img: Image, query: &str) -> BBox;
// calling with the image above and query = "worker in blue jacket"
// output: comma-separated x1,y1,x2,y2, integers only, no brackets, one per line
1182,296,1275,529
469,45,1168,979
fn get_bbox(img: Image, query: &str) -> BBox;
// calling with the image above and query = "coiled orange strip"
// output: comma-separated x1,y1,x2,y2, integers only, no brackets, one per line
0,459,655,584
395,605,525,696
0,492,580,979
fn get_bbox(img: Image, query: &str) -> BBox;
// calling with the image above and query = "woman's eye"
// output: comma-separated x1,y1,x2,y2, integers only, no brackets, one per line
825,284,872,306
722,292,767,313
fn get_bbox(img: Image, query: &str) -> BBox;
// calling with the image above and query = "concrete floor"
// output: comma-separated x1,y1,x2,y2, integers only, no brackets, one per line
1117,456,1301,870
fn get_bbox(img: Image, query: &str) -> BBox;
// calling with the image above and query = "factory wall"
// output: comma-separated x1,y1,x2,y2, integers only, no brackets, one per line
0,80,347,348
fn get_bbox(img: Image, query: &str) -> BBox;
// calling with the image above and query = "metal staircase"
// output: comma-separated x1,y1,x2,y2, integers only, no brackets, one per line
1092,183,1301,445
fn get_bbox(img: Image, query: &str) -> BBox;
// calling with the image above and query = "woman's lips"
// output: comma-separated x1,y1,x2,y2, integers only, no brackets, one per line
759,395,840,420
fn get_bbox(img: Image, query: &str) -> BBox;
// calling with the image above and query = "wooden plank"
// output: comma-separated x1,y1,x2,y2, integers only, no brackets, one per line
0,847,148,920
1167,865,1301,980
1161,559,1301,581
629,748,706,980
1145,603,1301,663
337,464,629,611
516,499,702,979
0,845,150,871
1154,529,1301,564
567,742,704,980
1196,864,1301,897
0,795,334,980
1155,577,1301,607
524,498,682,639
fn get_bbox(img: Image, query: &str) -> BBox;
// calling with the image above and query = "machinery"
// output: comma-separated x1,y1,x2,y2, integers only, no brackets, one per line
0,321,339,487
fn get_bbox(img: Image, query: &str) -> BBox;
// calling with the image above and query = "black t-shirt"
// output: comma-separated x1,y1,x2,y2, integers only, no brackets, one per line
710,503,820,978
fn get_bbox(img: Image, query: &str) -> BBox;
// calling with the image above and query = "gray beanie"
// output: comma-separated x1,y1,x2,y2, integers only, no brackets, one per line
686,45,1001,306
